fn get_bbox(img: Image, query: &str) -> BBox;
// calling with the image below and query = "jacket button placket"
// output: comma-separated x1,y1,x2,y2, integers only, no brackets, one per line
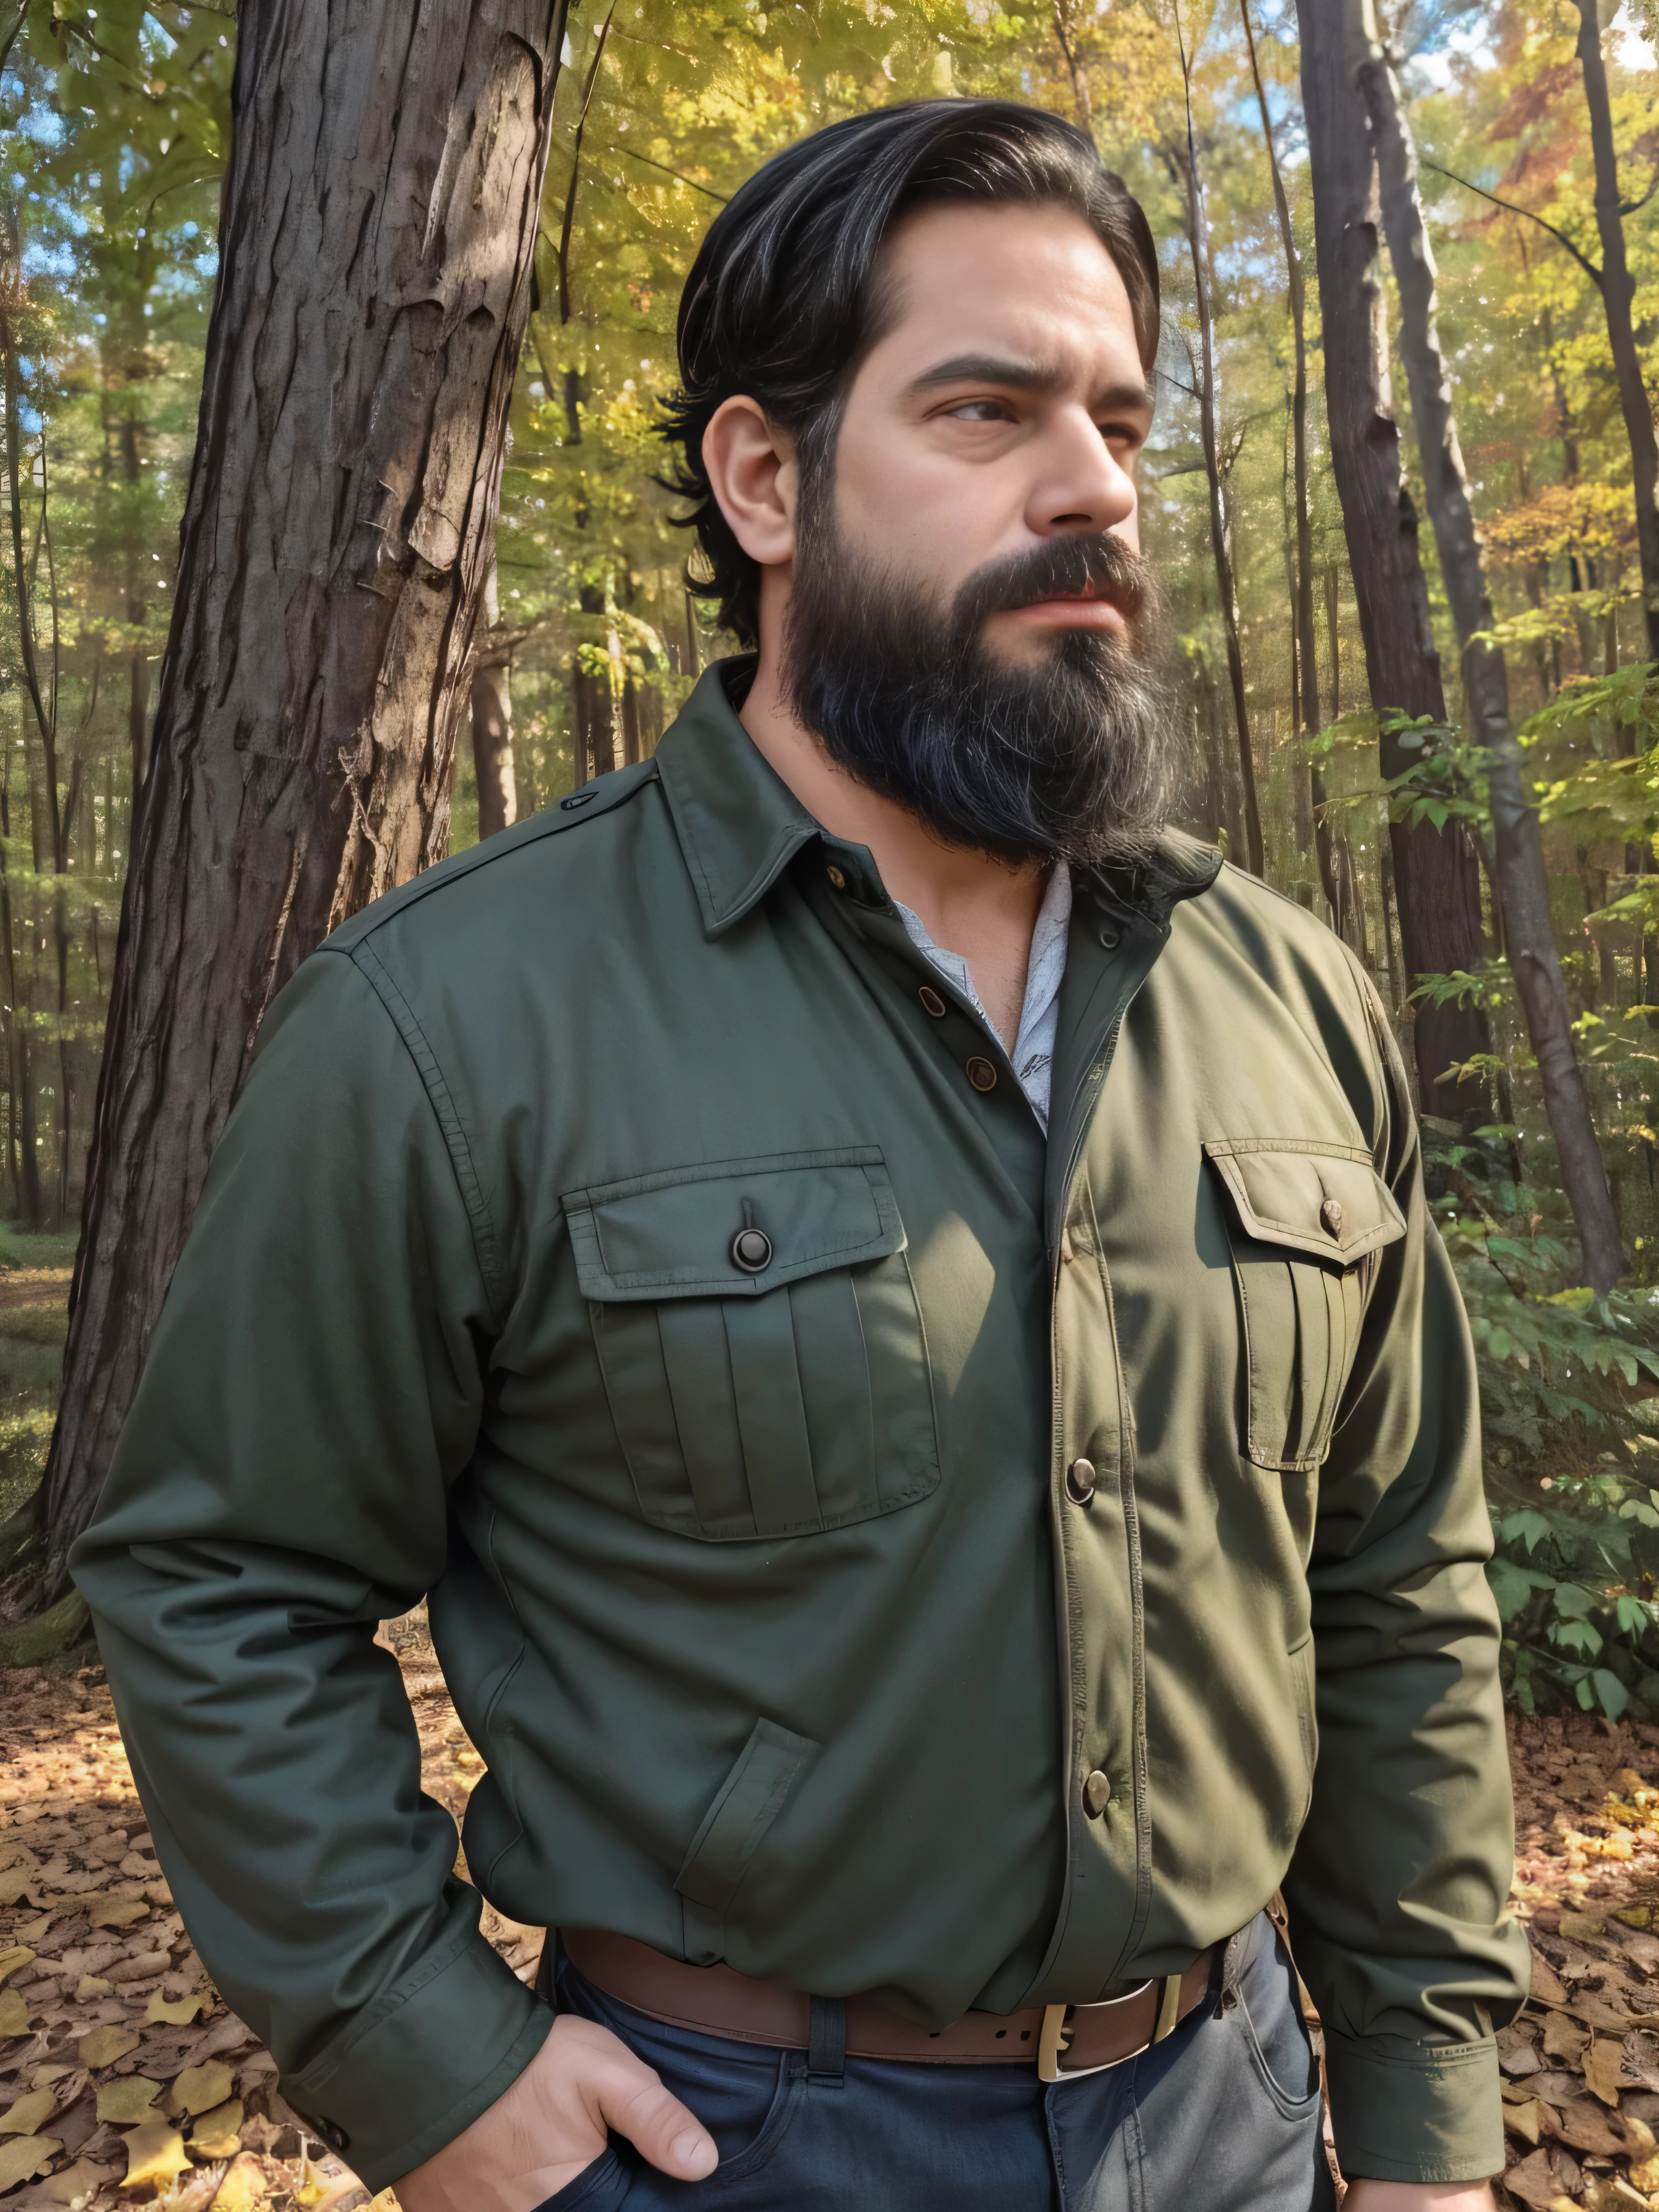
1044,1182,1147,1997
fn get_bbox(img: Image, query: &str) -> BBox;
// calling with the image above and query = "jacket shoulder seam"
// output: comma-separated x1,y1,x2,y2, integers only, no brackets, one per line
331,935,506,1325
336,761,660,951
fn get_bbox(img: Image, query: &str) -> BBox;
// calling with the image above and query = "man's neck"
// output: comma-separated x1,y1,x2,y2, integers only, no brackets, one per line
738,645,1049,1050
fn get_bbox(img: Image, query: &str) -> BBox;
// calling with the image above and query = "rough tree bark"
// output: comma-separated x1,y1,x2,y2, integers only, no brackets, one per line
39,0,570,1564
1361,20,1624,1293
1573,0,1659,661
471,561,520,840
1296,0,1491,1125
1174,6,1263,876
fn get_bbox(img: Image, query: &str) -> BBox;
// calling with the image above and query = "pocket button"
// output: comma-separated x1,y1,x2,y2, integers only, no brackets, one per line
731,1228,773,1272
1065,1457,1097,1503
1082,1770,1112,1817
966,1057,998,1092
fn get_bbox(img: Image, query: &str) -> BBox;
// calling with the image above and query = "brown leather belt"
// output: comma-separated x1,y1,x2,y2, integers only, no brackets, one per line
559,1928,1220,2081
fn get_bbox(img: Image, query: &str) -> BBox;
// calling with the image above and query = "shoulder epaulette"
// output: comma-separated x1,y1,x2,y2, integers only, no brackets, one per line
323,759,661,952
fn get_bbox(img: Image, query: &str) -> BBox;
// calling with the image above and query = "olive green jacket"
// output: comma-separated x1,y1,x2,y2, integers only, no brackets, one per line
72,663,1527,2191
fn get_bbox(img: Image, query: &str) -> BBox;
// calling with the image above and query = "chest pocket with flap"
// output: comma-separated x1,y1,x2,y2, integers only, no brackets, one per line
563,1149,940,1541
1205,1138,1407,1473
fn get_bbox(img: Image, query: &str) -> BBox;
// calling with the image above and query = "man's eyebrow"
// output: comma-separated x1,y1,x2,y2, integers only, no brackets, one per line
906,354,1155,414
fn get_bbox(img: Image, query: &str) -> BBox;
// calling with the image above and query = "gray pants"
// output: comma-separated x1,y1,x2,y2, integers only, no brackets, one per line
535,1911,1338,2211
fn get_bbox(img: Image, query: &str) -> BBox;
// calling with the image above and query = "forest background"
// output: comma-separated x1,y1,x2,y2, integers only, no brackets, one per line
0,0,1653,1722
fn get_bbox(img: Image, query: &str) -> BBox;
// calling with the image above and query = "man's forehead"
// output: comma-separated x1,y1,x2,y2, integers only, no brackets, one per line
873,201,1145,381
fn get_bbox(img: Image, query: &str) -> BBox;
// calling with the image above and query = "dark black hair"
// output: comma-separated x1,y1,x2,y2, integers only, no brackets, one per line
662,99,1161,650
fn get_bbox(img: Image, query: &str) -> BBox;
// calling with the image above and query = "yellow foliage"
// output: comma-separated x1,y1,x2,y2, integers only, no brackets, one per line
0,2087,56,2136
122,2116,191,2195
0,1946,36,1987
188,2096,242,2156
0,2134,59,2190
76,2022,139,2068
95,2074,162,2125
146,1988,207,2025
166,2059,234,2118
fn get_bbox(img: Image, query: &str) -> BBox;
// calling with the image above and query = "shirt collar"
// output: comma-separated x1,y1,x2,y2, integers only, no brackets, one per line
652,656,1223,938
653,660,834,937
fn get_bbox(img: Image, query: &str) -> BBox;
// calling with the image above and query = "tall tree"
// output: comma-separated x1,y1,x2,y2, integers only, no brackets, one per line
471,559,520,840
1360,12,1624,1294
1243,0,1338,919
39,0,570,1565
1173,1,1263,877
1571,0,1659,662
1295,0,1489,1124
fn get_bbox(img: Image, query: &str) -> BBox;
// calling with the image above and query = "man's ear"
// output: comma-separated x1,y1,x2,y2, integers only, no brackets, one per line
702,397,797,569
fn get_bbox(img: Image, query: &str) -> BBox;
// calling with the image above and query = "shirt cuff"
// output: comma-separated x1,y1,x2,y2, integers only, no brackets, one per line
1323,2028,1504,2184
280,1917,552,2191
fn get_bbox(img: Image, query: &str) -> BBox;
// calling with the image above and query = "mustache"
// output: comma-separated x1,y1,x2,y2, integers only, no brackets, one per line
951,534,1152,633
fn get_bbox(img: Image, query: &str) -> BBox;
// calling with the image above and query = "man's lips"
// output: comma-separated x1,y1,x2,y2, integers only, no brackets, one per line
1001,584,1133,627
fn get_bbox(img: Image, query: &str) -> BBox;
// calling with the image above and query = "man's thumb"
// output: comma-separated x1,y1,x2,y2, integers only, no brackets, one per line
599,2061,719,2182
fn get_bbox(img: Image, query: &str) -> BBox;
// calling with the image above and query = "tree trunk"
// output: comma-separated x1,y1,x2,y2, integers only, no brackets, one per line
1174,13,1263,878
1360,19,1624,1293
1573,0,1659,660
470,562,518,841
1296,0,1489,1125
41,0,569,1563
1247,0,1338,916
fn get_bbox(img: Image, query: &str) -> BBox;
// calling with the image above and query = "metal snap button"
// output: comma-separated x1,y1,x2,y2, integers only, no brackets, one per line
731,1228,773,1273
560,788,597,811
1082,1770,1112,1818
1065,1457,1097,1504
966,1057,997,1092
919,985,947,1018
1099,925,1121,949
826,865,847,890
1320,1197,1344,1239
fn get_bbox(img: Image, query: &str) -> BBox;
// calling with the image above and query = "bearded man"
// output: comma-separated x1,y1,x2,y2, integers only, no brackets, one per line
74,99,1526,2212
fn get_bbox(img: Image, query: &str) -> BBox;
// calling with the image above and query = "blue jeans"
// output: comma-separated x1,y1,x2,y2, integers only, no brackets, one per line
533,1912,1336,2211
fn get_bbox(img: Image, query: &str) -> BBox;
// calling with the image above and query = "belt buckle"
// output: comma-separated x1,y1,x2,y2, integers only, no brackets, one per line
1037,1978,1156,2083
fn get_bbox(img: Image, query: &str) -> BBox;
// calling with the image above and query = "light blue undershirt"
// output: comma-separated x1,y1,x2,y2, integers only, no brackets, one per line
894,865,1073,1130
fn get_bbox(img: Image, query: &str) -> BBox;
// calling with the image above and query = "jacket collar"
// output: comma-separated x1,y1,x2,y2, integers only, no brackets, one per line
655,661,830,937
653,656,1223,938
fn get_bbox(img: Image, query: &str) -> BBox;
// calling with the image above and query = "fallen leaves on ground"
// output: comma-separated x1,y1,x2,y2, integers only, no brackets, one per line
1496,1710,1659,2208
0,1604,538,2207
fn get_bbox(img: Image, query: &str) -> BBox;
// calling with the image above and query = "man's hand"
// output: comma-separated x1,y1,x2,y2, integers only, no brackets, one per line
394,2013,719,2212
1341,2183,1496,2211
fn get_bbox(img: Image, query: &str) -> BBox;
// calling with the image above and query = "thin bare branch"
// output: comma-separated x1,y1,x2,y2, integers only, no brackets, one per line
1419,159,1604,291
592,140,727,203
557,0,619,324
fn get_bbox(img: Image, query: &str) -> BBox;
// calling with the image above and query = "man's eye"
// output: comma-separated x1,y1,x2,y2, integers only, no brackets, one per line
948,400,1012,422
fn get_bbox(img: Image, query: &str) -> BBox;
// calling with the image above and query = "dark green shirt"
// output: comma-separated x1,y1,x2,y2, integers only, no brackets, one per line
72,663,1527,2191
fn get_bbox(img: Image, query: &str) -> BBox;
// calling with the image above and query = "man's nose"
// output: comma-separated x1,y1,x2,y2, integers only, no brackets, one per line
1027,406,1137,537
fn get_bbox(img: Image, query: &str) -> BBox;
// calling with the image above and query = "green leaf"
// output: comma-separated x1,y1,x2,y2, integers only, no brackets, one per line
1487,1559,1557,1620
1617,1594,1653,1634
1550,1583,1597,1618
1501,1509,1552,1554
1594,1669,1631,1721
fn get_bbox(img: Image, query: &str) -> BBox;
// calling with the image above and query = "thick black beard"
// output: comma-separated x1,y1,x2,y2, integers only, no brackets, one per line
781,514,1184,869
